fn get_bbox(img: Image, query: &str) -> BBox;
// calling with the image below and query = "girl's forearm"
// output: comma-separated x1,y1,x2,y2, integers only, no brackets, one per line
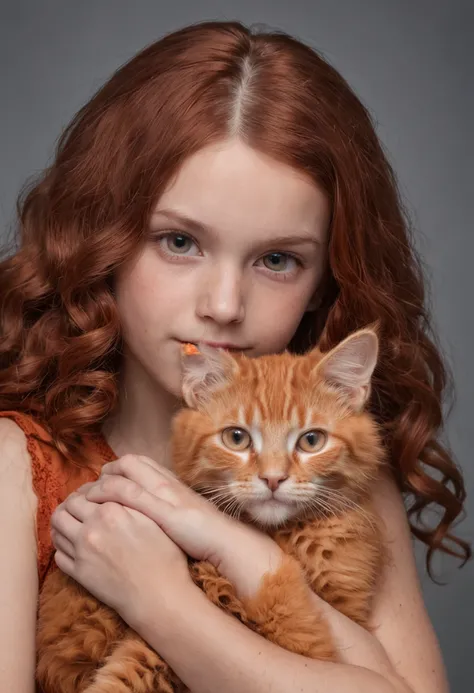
131,585,406,693
309,591,396,671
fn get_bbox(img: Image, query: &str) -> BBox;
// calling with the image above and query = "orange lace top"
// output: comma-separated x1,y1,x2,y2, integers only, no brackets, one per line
0,411,117,588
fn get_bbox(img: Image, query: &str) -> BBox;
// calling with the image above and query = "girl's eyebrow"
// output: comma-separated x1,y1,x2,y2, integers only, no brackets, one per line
151,208,323,248
152,208,208,234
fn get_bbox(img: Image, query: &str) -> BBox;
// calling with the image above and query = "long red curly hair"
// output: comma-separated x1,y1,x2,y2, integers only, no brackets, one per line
0,21,469,573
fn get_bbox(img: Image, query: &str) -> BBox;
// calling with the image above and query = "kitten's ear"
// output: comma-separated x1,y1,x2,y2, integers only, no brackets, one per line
181,345,237,408
316,328,379,411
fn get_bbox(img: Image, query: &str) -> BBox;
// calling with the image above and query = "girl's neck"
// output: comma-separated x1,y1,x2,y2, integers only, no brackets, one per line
102,354,181,469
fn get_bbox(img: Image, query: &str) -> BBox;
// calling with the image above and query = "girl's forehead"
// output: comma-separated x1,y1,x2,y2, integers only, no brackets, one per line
152,139,331,246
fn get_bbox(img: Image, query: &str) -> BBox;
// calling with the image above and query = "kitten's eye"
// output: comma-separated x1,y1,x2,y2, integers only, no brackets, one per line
297,429,327,453
221,427,251,451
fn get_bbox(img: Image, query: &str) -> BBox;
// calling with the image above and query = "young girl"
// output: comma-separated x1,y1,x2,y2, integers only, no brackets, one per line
0,20,468,693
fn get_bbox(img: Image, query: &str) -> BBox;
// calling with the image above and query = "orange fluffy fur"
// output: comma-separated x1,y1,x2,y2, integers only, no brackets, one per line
37,329,386,692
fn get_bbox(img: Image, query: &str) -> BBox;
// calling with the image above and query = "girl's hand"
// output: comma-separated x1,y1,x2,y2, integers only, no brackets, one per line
50,479,193,625
85,454,284,599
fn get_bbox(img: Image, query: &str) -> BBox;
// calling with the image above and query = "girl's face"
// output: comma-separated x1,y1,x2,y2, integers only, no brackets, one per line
115,138,330,399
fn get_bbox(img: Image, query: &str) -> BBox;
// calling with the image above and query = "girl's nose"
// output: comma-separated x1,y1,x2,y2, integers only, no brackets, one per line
196,264,245,325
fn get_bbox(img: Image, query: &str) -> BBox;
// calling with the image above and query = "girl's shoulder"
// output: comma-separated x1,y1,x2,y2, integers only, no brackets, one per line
0,409,54,443
0,415,39,691
0,410,114,585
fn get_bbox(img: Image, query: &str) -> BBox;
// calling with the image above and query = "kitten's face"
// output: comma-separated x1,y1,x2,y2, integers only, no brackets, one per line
172,329,383,528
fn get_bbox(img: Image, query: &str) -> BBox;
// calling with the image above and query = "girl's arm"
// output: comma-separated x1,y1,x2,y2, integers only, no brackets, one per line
128,474,448,693
0,419,38,693
132,576,406,693
55,457,450,693
365,471,449,693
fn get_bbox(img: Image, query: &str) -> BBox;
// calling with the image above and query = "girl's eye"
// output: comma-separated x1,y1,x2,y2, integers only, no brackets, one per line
261,252,298,273
297,429,327,453
221,427,252,451
159,233,199,256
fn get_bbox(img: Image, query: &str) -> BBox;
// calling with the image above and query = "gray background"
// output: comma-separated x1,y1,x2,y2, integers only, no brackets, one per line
1,1,472,690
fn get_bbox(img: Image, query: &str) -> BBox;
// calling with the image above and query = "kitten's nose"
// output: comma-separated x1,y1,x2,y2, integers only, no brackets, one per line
259,473,289,492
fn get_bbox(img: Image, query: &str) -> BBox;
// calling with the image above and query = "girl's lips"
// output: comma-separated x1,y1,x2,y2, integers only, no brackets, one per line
179,340,250,352
201,341,249,351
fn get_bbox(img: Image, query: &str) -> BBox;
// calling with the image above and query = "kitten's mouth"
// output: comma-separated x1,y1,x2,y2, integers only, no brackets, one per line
243,496,299,527
265,497,291,505
246,497,295,510
247,493,297,508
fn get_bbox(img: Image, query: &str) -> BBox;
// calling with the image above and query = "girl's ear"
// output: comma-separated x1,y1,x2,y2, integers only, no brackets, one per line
315,328,379,411
181,345,237,408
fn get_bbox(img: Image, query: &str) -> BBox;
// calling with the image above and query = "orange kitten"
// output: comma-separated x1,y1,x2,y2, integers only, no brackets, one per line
37,328,386,693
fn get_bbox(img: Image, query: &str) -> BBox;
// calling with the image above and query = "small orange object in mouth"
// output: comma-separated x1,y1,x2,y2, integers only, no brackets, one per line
182,342,200,356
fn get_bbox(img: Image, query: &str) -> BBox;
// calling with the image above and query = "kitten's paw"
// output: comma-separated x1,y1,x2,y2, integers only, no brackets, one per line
189,560,258,628
83,638,184,693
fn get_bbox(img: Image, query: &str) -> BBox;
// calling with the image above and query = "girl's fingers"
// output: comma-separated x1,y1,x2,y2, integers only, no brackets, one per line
87,474,179,508
102,455,177,481
100,457,179,498
74,481,97,495
64,490,99,522
51,504,83,542
134,455,177,479
51,529,75,559
54,550,75,578
131,454,178,479
89,482,176,531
